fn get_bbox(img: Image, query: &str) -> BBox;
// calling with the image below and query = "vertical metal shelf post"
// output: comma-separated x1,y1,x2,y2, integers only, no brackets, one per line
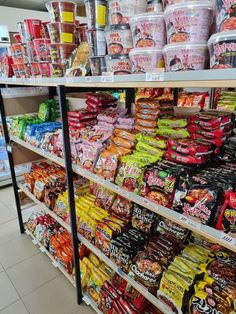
0,86,24,233
57,85,83,304
125,88,135,113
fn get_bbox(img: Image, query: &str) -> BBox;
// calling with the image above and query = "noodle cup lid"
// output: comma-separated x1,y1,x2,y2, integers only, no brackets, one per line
208,31,236,46
163,41,208,52
129,47,163,55
164,1,213,14
130,12,164,22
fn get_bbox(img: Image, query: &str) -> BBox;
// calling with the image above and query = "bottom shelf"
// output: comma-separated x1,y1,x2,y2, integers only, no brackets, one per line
24,227,102,314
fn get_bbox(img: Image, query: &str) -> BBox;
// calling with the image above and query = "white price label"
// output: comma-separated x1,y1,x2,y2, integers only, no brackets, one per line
66,77,74,83
36,77,43,84
117,267,124,277
39,247,46,253
142,198,153,208
25,229,30,235
32,239,38,245
52,261,59,268
6,145,12,153
179,214,188,224
187,218,201,230
83,295,91,305
220,233,236,246
145,71,164,82
85,76,92,82
101,72,114,82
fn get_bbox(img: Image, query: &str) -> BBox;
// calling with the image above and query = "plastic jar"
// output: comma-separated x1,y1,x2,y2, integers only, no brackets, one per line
46,1,77,23
105,24,133,55
163,42,208,71
105,54,132,74
216,0,236,32
85,0,108,29
164,2,213,44
108,0,146,24
130,13,166,49
87,29,106,56
129,47,164,73
208,31,236,69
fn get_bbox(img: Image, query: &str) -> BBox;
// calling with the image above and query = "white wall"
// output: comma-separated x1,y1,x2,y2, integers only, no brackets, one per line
0,6,87,32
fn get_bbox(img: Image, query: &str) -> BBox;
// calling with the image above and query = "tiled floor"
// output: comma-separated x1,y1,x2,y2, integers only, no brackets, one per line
0,186,95,314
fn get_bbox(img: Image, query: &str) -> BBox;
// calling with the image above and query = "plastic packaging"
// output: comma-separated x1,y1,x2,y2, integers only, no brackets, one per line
85,0,108,29
105,24,133,55
216,0,236,32
46,1,77,23
105,54,132,74
87,29,106,56
47,22,76,44
49,43,76,63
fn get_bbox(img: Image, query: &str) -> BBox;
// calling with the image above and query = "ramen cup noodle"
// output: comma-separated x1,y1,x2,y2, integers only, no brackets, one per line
129,47,164,73
130,13,166,49
105,24,133,55
164,1,213,44
163,42,208,71
105,54,132,74
216,0,236,32
208,31,236,69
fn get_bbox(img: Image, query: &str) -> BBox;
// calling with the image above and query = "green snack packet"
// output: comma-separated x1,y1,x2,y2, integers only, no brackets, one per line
156,127,189,139
132,151,161,164
136,141,165,157
38,102,50,122
136,133,166,149
158,118,188,128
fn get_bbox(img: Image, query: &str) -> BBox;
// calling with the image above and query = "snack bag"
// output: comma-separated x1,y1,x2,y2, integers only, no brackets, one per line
132,203,157,234
111,195,133,219
158,118,188,129
156,127,189,139
94,149,120,182
136,133,166,149
156,217,189,241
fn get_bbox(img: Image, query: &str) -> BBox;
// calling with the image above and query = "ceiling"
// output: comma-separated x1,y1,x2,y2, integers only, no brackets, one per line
0,0,84,11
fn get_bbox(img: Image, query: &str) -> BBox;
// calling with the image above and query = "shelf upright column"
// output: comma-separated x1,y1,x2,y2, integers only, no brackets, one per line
57,85,83,304
0,86,24,233
125,88,135,113
173,88,179,106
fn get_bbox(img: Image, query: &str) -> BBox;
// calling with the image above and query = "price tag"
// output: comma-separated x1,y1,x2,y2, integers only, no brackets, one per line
66,77,74,83
32,239,38,245
52,261,59,268
220,233,236,246
179,214,188,224
117,267,124,277
85,76,92,83
39,246,46,253
6,145,12,153
187,218,201,230
25,229,30,235
145,70,164,82
101,72,114,82
83,295,91,305
35,77,43,84
142,198,153,208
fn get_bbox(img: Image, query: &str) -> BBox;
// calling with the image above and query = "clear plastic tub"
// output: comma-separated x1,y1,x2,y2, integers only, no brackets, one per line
47,22,76,44
46,1,77,23
164,2,213,43
130,13,166,49
49,43,76,63
87,29,106,56
129,47,164,73
216,0,236,32
89,56,106,75
105,24,133,55
108,0,146,24
105,54,132,74
163,42,208,71
85,0,108,29
208,31,236,69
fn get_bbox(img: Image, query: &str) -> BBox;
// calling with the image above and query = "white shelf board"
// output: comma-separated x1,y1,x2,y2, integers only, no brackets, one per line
12,136,236,253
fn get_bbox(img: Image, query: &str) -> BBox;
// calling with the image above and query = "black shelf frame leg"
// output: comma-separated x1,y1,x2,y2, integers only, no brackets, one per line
0,86,24,233
57,85,83,304
125,88,135,113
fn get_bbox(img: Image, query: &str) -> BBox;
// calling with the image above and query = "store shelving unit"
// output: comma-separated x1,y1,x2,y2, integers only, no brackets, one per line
1,69,236,313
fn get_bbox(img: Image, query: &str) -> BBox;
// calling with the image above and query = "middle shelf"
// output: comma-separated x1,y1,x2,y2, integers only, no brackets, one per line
13,136,236,253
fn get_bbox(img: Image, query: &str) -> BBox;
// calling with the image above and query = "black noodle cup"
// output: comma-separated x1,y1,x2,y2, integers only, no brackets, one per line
105,54,131,74
89,56,106,76
85,0,108,29
87,29,106,56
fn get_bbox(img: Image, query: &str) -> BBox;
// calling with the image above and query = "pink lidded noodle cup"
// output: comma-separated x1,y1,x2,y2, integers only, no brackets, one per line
24,19,42,41
164,2,213,44
33,39,51,62
49,43,76,63
105,54,132,74
105,24,133,55
163,42,208,71
130,13,166,49
108,0,147,24
46,1,77,23
129,47,164,73
146,0,163,12
47,22,76,44
216,0,236,32
38,62,51,77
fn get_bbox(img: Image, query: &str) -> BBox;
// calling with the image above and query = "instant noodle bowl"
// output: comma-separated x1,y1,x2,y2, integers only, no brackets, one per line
105,24,133,55
108,0,146,24
90,56,106,75
33,39,51,62
50,43,76,63
50,63,66,77
85,0,107,29
87,29,106,56
26,41,37,62
129,47,164,73
216,0,236,31
42,22,50,38
24,19,42,41
12,64,20,78
30,62,41,76
130,13,166,49
76,23,88,43
17,63,31,78
163,42,208,71
164,2,213,44
17,22,27,43
46,1,77,23
208,31,236,69
162,0,205,8
105,54,132,74
39,62,51,77
47,22,76,44
146,0,163,12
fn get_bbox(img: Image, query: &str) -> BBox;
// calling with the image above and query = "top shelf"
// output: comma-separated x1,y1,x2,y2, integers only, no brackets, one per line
1,69,236,88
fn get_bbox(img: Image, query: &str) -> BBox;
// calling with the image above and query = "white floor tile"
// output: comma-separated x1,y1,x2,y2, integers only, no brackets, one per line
0,264,3,273
0,219,22,244
0,300,28,314
0,272,19,310
0,187,15,207
7,253,60,297
0,203,16,225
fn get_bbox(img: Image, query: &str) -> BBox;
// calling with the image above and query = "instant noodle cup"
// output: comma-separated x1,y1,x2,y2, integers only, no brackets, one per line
105,54,132,74
216,0,236,32
85,0,108,29
146,0,163,12
17,22,27,43
33,39,51,62
208,31,236,69
164,2,213,44
105,24,133,55
89,56,106,75
163,42,208,71
39,62,51,77
12,64,20,78
47,22,76,44
162,0,207,8
46,1,77,23
77,23,88,43
129,47,164,73
13,34,21,43
50,63,66,77
26,41,37,62
24,19,42,41
42,22,50,38
130,13,166,49
49,43,76,63
87,29,106,56
108,0,147,24
30,62,41,76
17,63,31,78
